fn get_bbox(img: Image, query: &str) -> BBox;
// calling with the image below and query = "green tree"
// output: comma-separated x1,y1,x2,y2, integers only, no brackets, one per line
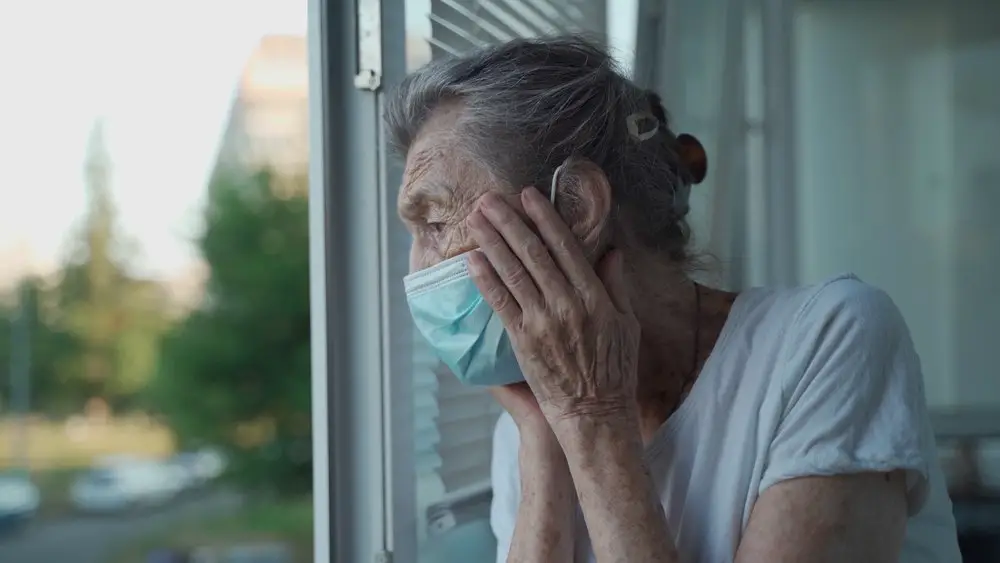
0,278,81,416
55,121,170,411
151,168,311,495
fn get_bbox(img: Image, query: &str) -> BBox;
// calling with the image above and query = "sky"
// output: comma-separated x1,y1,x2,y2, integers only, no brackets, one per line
0,0,635,286
0,0,309,283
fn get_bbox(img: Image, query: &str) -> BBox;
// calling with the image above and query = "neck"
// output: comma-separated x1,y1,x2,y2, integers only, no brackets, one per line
626,258,737,424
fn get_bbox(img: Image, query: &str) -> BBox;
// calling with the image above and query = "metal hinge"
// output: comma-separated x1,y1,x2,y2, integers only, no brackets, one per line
355,0,383,91
374,550,393,563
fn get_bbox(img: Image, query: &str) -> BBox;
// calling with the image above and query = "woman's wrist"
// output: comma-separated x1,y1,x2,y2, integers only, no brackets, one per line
549,406,643,464
518,426,575,505
518,423,568,469
510,427,577,563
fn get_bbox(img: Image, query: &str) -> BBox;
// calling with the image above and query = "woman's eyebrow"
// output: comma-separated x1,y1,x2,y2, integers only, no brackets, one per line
424,181,457,200
398,181,455,220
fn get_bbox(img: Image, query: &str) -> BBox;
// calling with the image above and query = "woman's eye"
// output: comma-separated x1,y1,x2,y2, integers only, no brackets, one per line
426,221,445,233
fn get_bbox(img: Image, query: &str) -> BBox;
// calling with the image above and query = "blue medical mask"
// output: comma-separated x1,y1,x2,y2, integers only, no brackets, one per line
403,252,524,386
402,165,568,386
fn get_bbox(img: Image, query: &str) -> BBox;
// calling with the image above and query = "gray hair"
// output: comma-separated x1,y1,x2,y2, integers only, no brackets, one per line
385,35,699,262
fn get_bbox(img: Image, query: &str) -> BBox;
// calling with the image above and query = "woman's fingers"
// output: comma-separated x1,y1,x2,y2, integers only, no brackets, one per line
467,249,522,326
467,208,542,311
475,193,573,302
520,187,610,306
595,249,633,315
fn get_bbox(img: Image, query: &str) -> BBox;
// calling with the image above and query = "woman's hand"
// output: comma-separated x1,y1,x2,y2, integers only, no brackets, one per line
466,187,642,425
470,187,679,563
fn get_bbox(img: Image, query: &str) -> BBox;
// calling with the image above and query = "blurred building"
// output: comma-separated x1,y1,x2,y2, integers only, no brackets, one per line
210,35,309,185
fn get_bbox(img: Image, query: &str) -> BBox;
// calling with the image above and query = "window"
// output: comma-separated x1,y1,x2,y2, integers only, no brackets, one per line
0,2,313,562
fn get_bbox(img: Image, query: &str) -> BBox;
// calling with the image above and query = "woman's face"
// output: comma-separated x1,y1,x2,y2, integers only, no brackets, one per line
397,106,521,273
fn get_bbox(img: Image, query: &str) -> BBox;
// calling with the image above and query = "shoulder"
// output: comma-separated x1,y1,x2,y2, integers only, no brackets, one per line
785,274,912,360
753,276,933,514
727,274,913,374
726,274,925,419
794,274,904,329
757,274,927,424
740,274,910,355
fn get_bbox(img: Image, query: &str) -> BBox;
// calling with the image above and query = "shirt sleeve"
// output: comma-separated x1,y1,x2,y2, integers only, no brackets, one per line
759,277,932,516
490,412,521,563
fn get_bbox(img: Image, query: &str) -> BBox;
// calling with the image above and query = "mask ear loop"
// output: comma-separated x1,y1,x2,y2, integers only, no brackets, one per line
550,163,566,205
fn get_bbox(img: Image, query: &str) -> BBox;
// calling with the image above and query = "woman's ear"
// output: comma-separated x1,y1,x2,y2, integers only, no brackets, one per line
551,157,612,260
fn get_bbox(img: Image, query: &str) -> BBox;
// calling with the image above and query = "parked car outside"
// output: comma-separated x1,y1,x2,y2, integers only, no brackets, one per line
169,448,227,491
70,458,185,514
0,472,40,535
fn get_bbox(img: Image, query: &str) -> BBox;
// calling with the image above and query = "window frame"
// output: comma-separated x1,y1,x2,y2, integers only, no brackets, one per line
309,0,411,561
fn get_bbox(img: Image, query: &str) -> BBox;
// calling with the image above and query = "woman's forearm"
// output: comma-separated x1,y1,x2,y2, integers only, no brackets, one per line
554,413,678,563
507,434,576,563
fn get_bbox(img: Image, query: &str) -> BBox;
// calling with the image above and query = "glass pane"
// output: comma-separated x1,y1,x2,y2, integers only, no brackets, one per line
791,0,1000,529
0,2,313,562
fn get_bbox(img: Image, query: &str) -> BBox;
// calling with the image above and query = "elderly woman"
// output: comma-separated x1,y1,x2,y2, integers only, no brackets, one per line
389,37,961,563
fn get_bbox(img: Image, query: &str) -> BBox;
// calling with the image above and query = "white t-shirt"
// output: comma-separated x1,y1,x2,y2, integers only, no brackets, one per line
490,275,962,563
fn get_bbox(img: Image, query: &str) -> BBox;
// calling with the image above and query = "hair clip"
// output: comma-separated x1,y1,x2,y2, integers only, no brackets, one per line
626,112,659,142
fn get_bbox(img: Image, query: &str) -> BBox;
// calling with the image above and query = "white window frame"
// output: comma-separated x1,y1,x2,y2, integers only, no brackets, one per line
309,0,413,561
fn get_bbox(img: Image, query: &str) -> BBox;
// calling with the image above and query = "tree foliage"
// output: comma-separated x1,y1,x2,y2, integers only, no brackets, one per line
0,278,80,416
150,169,311,495
1,122,170,416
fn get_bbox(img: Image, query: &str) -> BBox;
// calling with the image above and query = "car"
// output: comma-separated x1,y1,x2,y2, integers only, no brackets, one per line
70,458,185,514
168,454,203,491
0,472,40,535
172,448,226,488
170,448,227,490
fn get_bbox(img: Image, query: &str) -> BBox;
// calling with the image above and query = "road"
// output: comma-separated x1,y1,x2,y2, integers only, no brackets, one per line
0,491,241,563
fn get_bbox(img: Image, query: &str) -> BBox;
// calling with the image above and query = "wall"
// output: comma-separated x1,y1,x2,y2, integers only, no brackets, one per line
793,0,1000,408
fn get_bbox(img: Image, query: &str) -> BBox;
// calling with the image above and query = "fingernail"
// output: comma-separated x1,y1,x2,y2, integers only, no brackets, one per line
523,186,543,202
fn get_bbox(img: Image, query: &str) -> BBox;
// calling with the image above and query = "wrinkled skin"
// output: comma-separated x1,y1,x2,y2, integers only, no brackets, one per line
398,104,551,429
398,103,641,434
465,189,641,423
399,104,494,272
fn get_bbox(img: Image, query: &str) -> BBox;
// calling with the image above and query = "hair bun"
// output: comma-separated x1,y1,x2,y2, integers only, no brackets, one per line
676,133,708,185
